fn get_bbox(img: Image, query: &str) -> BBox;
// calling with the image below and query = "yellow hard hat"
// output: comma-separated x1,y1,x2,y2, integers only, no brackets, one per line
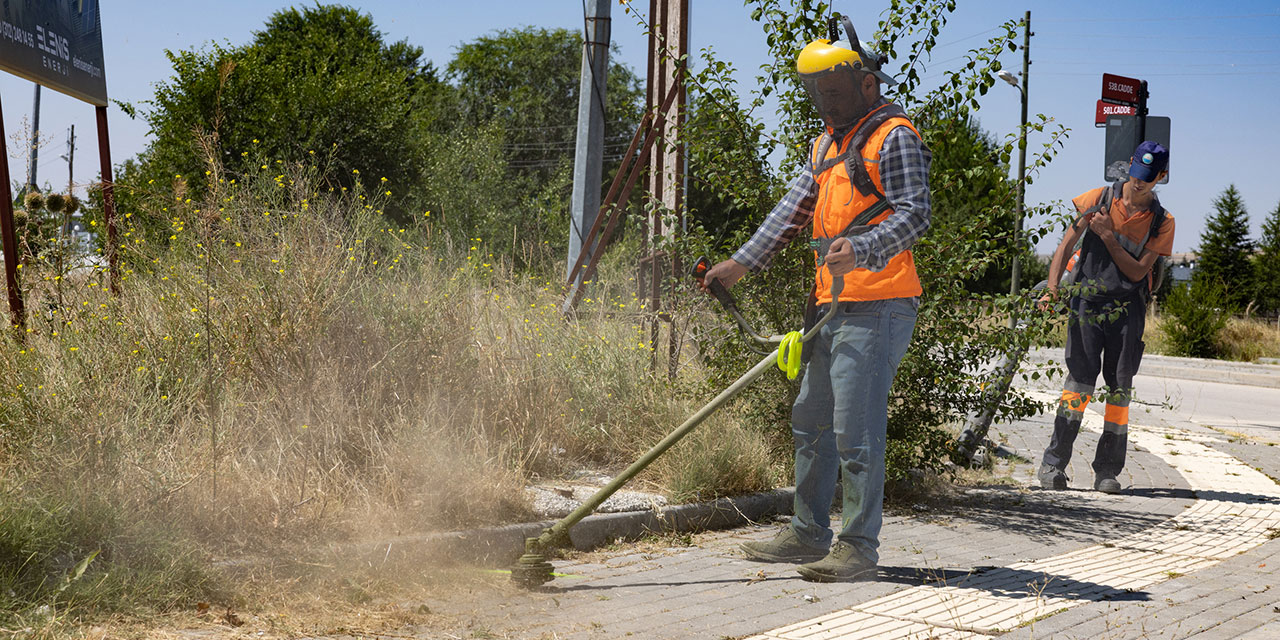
796,39,862,75
797,14,896,86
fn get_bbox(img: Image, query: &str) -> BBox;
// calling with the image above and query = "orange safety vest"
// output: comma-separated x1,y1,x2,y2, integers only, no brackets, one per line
810,105,923,305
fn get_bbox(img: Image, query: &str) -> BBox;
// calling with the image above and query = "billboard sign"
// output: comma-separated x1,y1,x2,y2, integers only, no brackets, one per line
1104,115,1170,184
0,0,107,105
1095,100,1136,127
1101,73,1141,107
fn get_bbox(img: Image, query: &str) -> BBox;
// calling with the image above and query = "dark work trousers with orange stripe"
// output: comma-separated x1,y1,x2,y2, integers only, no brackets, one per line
1042,293,1146,479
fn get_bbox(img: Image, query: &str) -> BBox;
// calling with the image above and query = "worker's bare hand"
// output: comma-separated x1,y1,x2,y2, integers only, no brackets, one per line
825,238,856,276
700,259,747,294
1037,289,1056,312
1088,211,1113,235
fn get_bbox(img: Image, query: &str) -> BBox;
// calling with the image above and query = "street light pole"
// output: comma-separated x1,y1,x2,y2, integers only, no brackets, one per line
996,12,1031,330
1011,11,1030,299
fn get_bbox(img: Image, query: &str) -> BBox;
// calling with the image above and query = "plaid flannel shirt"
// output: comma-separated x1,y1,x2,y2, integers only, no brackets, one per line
732,107,933,276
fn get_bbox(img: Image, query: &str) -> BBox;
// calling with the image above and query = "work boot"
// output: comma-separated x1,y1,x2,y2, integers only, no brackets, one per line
1094,476,1122,494
796,541,877,583
740,527,827,563
1038,464,1070,490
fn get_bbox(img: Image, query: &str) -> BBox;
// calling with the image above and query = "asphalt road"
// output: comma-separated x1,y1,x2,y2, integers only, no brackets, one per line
1133,374,1280,443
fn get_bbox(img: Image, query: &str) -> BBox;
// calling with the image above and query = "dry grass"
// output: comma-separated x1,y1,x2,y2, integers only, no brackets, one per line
1215,315,1280,361
1039,304,1280,363
1145,311,1280,361
0,165,784,627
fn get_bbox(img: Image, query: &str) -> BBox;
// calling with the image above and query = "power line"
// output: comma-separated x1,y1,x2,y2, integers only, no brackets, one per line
925,68,1280,80
1038,12,1280,23
1037,46,1280,55
502,140,633,151
1035,61,1280,69
1038,71,1280,77
505,123,592,131
1044,32,1280,41
933,26,1004,48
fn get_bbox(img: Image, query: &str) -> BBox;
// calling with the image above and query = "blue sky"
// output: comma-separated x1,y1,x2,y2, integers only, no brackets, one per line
4,1,1280,254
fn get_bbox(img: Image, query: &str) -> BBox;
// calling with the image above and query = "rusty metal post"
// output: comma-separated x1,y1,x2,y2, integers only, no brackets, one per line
0,93,25,326
643,0,688,375
644,0,662,365
95,105,119,294
563,81,681,313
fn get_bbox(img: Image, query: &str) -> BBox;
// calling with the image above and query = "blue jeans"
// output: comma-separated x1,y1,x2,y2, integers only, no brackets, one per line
790,297,917,564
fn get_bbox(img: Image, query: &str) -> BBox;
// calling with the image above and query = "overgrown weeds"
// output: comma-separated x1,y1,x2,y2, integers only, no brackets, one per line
1146,309,1280,361
0,162,781,625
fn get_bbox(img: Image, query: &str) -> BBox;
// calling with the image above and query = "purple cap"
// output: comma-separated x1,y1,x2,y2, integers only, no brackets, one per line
1129,141,1169,182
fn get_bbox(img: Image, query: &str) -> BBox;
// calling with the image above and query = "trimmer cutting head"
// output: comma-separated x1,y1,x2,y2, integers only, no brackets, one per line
511,538,555,589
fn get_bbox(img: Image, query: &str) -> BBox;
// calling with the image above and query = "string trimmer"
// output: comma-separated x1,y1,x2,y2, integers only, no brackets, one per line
511,259,843,588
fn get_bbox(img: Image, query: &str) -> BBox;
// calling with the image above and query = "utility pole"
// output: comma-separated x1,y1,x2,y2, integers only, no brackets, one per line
566,0,611,285
27,83,41,191
1010,10,1031,303
957,11,1034,463
62,125,76,238
66,125,75,193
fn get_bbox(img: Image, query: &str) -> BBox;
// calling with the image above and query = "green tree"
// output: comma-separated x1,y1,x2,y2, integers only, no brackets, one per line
111,13,650,273
1254,201,1280,316
1194,185,1254,310
126,5,450,224
682,52,778,243
429,27,643,268
447,27,644,181
924,115,1020,294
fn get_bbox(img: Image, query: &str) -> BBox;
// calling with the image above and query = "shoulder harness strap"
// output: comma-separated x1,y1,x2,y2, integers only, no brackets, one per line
810,104,912,260
845,103,906,201
808,103,907,195
1132,201,1165,256
1072,183,1116,249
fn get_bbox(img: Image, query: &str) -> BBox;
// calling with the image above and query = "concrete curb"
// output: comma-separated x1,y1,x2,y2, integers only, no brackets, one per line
334,488,795,568
1028,348,1280,389
1137,362,1280,388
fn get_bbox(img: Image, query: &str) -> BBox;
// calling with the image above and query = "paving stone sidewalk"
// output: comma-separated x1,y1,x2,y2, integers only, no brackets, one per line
370,392,1280,640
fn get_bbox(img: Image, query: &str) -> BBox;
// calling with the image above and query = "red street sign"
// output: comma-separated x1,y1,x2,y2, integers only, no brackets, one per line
1101,73,1142,106
1095,100,1137,127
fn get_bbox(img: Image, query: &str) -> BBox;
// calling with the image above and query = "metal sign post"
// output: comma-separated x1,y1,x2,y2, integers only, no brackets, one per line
0,93,24,325
1100,72,1167,183
1104,115,1170,183
96,105,120,293
0,0,117,317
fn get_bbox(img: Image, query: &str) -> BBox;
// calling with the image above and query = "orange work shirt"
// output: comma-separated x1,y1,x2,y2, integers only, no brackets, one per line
1072,187,1176,257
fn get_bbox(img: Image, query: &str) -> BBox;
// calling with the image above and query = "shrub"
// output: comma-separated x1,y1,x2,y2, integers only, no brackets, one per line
1162,279,1233,358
